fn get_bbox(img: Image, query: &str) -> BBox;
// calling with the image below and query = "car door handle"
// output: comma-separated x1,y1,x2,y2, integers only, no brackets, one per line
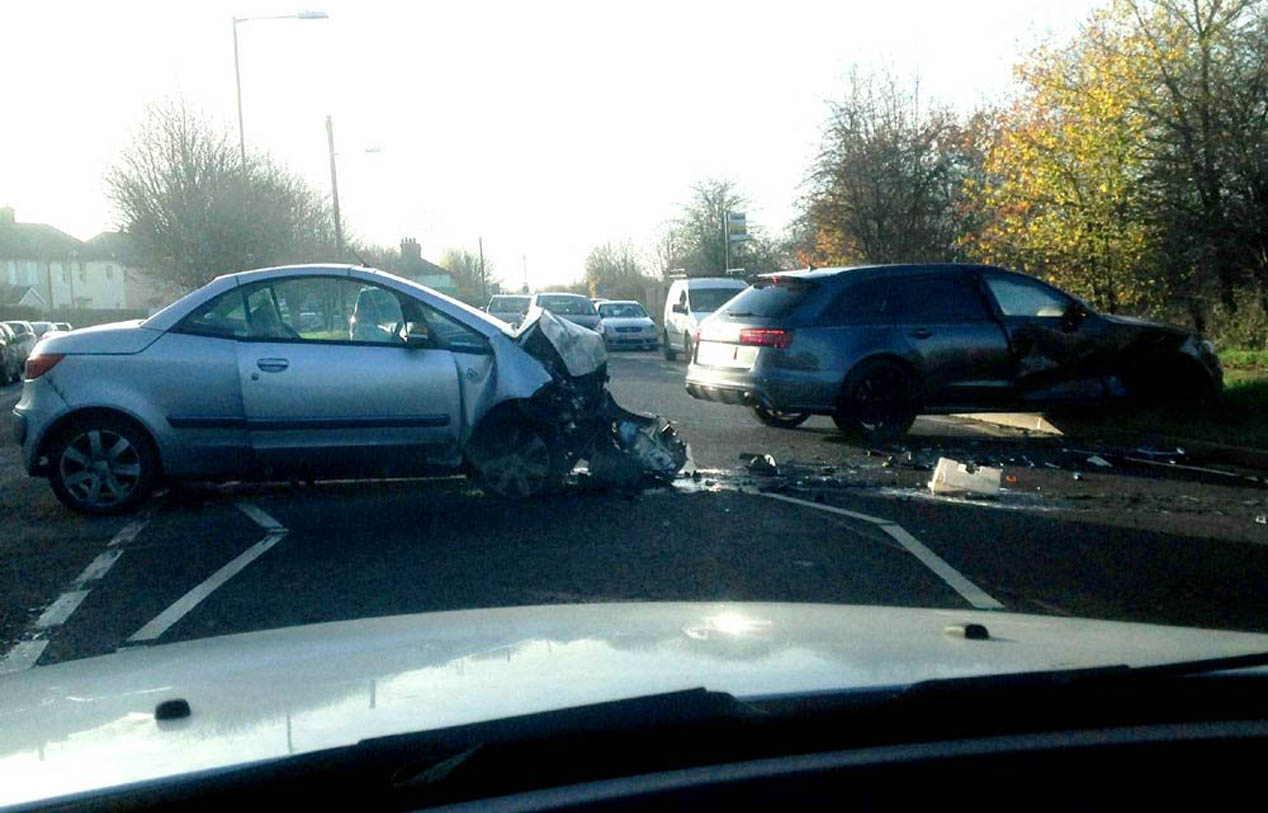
907,328,933,339
256,358,289,373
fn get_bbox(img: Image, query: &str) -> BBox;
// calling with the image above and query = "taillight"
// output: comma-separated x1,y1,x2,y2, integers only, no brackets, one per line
25,353,64,380
738,328,793,350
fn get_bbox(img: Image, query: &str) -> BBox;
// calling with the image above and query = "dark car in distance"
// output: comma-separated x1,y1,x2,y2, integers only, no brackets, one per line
685,264,1222,440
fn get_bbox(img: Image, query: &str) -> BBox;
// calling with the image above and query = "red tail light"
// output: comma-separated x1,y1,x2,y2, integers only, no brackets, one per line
24,353,64,380
738,328,793,350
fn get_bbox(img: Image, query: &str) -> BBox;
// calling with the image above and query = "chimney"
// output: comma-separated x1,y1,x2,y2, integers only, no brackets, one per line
400,237,422,261
0,206,14,226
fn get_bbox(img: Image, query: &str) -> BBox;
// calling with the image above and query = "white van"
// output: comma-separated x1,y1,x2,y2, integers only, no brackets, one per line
661,276,748,361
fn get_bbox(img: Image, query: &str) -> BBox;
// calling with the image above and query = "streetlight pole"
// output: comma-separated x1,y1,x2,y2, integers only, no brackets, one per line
325,115,344,260
231,11,328,173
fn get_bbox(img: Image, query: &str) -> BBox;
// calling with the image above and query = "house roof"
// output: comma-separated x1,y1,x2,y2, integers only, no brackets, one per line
82,231,140,264
0,220,83,260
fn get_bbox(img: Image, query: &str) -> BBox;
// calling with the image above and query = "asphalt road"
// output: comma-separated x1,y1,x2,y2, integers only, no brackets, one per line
4,352,1268,673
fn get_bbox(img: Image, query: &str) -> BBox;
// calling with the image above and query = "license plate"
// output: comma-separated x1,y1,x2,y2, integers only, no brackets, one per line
696,341,755,368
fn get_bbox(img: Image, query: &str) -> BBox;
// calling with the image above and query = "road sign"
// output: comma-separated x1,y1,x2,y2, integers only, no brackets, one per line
727,212,747,243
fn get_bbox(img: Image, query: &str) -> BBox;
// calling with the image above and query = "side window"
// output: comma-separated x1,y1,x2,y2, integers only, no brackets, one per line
419,306,490,354
269,277,350,341
243,284,299,340
889,276,991,324
982,274,1071,318
823,278,890,324
177,289,249,338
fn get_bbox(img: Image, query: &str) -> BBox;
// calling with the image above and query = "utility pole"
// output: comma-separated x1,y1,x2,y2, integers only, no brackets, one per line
325,115,344,260
478,237,487,303
522,255,528,294
722,208,730,273
233,18,246,172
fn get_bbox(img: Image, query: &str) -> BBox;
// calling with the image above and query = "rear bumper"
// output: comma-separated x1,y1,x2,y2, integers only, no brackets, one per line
684,380,758,406
686,362,842,413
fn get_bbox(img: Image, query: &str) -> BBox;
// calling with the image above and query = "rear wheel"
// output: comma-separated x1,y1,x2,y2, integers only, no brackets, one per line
751,405,811,428
663,331,677,360
47,416,158,515
833,360,917,443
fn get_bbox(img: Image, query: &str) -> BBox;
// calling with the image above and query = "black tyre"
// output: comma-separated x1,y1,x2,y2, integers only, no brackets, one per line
833,360,917,442
47,415,158,515
663,331,677,360
467,420,567,498
683,334,693,363
751,405,811,428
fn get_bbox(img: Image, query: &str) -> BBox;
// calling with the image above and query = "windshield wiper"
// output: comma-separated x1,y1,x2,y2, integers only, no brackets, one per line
726,310,757,317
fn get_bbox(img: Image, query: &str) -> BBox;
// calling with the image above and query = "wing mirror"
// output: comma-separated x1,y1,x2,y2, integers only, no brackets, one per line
402,321,430,347
1061,302,1089,332
672,303,687,315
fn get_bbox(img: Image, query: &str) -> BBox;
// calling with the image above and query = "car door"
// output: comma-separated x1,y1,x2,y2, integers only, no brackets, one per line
235,276,464,475
888,271,1013,406
977,271,1113,400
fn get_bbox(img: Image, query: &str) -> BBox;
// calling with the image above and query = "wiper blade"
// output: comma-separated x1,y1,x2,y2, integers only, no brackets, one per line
726,310,756,317
904,649,1268,700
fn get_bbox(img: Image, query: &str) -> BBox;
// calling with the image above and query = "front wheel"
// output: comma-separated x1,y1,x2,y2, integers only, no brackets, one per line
833,360,917,443
47,416,158,515
663,331,677,360
751,405,811,428
467,421,567,498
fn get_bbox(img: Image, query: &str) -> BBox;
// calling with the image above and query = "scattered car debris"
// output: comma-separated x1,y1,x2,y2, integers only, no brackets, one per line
1257,514,1267,525
745,454,780,476
929,457,1002,498
1073,473,1084,481
1005,474,1019,484
1087,455,1113,468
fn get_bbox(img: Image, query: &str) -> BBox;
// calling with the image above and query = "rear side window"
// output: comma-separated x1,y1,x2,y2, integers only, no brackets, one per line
889,275,991,323
720,279,815,318
982,274,1071,318
822,278,891,324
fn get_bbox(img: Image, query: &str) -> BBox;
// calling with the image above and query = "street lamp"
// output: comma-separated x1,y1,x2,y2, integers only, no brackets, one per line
232,10,328,171
326,117,384,261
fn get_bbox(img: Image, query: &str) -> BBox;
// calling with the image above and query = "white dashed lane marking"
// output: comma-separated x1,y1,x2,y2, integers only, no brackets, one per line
0,512,153,674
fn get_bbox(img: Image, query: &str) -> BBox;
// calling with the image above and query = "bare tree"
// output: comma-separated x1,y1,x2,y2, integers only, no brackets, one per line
106,99,336,293
803,68,980,265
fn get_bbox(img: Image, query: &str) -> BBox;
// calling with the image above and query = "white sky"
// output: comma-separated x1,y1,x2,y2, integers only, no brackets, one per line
1,0,1097,290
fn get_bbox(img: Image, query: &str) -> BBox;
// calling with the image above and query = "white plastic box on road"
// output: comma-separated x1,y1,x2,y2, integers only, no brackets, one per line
928,457,1002,498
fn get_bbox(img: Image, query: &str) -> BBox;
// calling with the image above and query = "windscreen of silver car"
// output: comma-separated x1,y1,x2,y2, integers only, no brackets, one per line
539,295,595,315
689,287,746,313
599,303,648,318
722,278,816,318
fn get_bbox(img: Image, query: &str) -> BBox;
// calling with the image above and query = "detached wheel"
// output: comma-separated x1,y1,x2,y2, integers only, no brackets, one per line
833,360,917,442
751,405,811,428
663,331,677,360
47,416,158,515
467,421,566,498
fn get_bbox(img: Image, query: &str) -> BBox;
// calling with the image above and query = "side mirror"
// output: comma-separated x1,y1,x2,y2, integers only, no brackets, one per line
1061,302,1088,332
402,321,430,347
672,303,687,315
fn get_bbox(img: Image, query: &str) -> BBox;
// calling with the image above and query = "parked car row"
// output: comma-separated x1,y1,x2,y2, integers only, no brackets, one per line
1,320,74,383
485,292,659,351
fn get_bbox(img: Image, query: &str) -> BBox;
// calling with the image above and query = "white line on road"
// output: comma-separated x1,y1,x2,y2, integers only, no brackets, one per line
34,590,91,629
0,641,50,675
876,524,1004,610
73,548,124,587
237,501,284,531
0,511,152,673
128,531,287,643
759,491,1005,611
107,515,153,547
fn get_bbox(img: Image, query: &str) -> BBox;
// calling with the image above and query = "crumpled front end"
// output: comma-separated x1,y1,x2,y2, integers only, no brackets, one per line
512,308,688,486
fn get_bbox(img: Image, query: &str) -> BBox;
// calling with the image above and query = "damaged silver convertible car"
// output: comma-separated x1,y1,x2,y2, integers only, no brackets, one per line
11,265,686,515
